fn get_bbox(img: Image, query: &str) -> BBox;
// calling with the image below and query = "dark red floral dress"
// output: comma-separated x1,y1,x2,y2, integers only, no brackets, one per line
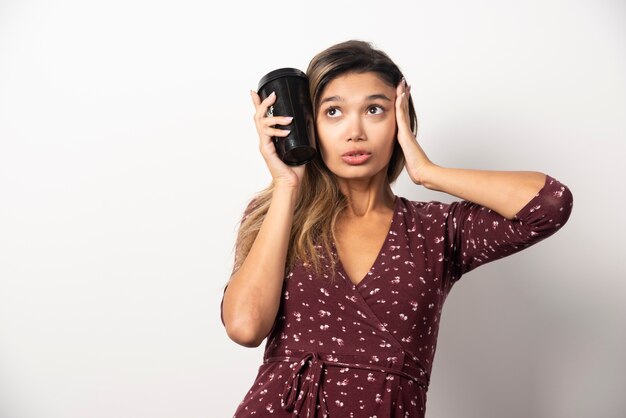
222,175,573,417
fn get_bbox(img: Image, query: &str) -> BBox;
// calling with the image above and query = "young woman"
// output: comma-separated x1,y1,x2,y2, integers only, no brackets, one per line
221,40,573,418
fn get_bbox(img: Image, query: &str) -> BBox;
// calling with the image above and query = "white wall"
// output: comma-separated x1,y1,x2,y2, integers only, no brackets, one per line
1,0,624,417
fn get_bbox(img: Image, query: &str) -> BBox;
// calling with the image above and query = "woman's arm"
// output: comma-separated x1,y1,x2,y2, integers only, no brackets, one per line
420,165,547,220
222,184,298,347
222,89,306,348
394,79,549,219
436,173,573,280
394,80,573,283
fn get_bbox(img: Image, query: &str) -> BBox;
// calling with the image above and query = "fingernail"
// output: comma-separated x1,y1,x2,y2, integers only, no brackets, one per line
269,91,276,97
401,77,406,86
285,116,293,121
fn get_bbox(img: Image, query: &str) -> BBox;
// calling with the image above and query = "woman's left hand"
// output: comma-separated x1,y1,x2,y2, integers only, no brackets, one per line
395,78,435,186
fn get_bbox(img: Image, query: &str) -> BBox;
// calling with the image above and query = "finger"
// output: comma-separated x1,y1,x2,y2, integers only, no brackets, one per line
396,82,411,107
260,116,293,127
396,78,404,97
398,77,411,99
254,91,277,120
262,127,291,137
395,79,413,138
250,90,261,107
395,86,408,115
261,91,277,106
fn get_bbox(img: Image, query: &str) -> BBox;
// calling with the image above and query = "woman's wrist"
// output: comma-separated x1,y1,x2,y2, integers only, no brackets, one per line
399,136,435,187
273,182,300,206
410,161,439,188
417,161,445,191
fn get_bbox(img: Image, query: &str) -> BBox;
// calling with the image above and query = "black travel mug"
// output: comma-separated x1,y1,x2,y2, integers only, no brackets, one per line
257,68,317,166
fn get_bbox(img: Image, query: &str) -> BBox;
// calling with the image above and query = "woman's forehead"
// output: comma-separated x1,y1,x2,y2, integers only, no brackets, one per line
320,72,394,101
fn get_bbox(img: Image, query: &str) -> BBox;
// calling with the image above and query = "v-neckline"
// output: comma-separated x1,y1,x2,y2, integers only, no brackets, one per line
333,195,399,288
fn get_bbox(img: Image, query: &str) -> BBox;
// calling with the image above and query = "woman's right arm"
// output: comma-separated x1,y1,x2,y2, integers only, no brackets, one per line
222,184,298,347
221,89,305,347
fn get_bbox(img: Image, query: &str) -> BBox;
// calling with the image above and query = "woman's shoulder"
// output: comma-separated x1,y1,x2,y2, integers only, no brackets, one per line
396,194,456,215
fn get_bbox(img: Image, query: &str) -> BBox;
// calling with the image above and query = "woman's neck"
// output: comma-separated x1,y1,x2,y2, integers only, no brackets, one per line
337,172,395,217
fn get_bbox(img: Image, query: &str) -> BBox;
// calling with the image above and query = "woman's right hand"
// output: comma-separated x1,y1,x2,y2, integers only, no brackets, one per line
250,90,306,190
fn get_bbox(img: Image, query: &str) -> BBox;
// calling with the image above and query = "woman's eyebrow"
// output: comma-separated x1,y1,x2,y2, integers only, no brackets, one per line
319,95,342,105
319,93,392,106
366,94,392,102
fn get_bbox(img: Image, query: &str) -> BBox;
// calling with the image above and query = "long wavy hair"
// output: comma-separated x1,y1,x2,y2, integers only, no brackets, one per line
231,40,418,280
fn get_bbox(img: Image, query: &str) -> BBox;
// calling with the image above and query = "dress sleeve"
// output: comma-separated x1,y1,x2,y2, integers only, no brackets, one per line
445,174,573,278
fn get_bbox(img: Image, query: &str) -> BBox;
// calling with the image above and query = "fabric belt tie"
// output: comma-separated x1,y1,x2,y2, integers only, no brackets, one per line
265,351,429,418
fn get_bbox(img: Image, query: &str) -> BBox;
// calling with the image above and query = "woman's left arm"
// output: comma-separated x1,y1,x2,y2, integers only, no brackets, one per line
395,79,551,220
418,166,546,220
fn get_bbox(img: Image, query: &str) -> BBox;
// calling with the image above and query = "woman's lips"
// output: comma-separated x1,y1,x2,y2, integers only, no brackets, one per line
341,153,372,165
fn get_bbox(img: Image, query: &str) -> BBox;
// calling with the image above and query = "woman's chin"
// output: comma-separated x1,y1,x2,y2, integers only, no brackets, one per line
329,165,389,182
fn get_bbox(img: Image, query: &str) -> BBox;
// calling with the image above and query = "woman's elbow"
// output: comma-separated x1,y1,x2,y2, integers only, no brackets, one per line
224,316,268,348
543,184,574,230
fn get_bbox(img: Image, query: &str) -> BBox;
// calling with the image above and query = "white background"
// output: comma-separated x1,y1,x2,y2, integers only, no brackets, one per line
1,0,625,417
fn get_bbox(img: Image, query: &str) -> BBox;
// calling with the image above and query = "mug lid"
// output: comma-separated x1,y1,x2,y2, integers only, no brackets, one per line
258,67,307,90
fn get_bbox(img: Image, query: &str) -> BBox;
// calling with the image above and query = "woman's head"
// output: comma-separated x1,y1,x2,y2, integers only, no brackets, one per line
232,40,417,280
306,39,418,183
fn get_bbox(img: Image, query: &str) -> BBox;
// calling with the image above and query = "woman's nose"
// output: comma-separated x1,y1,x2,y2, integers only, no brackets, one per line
346,115,365,142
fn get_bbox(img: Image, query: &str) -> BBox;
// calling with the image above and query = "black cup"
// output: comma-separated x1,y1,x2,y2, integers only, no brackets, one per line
257,68,317,166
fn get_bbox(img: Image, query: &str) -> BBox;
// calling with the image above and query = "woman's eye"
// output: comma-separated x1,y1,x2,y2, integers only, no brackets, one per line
368,105,384,115
326,107,342,117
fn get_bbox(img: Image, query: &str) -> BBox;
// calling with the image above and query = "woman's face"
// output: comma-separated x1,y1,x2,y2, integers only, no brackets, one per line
315,71,397,181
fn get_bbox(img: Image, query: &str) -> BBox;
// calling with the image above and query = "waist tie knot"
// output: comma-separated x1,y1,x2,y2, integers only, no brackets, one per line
280,352,328,418
266,351,429,418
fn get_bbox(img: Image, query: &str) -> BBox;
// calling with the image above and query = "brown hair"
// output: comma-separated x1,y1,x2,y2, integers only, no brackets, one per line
231,40,418,280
